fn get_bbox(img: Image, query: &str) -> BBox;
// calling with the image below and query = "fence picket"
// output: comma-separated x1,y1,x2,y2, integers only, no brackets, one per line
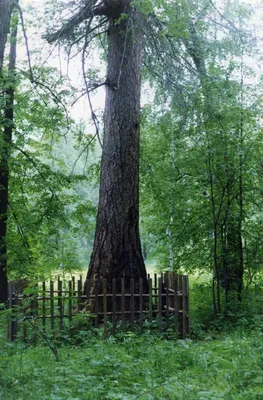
77,280,82,312
50,281,54,332
158,276,162,332
121,278,125,329
173,274,178,332
139,278,143,331
165,273,169,328
112,278,117,335
58,279,63,330
42,282,46,333
103,279,107,337
148,277,152,323
185,275,190,336
182,275,187,337
130,278,134,329
72,276,76,297
94,283,99,328
68,281,72,321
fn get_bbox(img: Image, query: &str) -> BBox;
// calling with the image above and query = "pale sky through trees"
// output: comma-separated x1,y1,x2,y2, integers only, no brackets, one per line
19,0,263,126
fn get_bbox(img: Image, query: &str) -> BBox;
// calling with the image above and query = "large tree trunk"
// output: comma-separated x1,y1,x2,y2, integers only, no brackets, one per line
85,2,148,303
0,3,16,304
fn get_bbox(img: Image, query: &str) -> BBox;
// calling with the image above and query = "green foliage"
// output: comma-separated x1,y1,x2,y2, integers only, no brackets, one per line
0,328,262,399
140,0,263,313
2,65,99,279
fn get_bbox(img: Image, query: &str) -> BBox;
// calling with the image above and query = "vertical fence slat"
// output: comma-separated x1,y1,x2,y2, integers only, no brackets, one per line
42,282,46,333
77,279,81,312
165,273,169,328
13,294,19,341
31,283,38,320
112,278,116,335
121,278,125,329
103,279,107,337
58,279,63,330
154,273,157,288
148,277,152,323
130,279,134,330
182,275,187,337
178,274,183,337
154,273,157,308
22,293,27,342
7,283,12,341
50,281,54,333
185,275,190,336
139,278,143,331
158,276,162,332
68,280,72,321
94,282,99,328
9,293,19,342
173,274,178,332
72,276,76,296
35,283,39,319
85,279,90,311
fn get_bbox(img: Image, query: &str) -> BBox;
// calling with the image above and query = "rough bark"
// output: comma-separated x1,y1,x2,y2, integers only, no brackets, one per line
0,5,16,304
0,0,12,73
45,0,148,309
85,2,148,303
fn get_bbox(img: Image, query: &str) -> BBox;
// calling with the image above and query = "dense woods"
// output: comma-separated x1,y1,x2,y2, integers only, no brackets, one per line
0,0,262,398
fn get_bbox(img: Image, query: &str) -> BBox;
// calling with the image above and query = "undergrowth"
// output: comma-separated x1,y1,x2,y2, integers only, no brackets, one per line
0,328,262,400
0,280,262,400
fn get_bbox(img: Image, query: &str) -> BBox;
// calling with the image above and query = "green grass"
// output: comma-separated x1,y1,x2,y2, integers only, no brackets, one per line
1,329,262,400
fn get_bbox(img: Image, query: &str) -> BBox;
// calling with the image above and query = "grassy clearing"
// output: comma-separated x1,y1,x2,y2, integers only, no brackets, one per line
0,329,262,400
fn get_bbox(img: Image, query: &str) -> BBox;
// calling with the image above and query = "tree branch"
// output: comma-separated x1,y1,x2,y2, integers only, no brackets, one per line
45,0,109,43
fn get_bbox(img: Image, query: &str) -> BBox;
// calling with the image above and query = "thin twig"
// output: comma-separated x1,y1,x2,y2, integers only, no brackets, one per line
26,318,59,361
82,22,102,148
70,132,97,174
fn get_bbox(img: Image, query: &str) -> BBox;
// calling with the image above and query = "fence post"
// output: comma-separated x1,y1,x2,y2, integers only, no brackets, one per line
8,293,19,342
77,279,82,312
42,282,46,334
182,276,187,337
148,277,153,323
165,273,169,328
130,279,134,330
103,279,107,337
7,283,12,341
139,278,143,331
173,274,178,333
112,278,116,335
58,279,63,330
158,276,163,332
185,275,190,336
94,282,99,328
50,281,54,333
22,293,27,342
68,280,72,321
121,278,125,329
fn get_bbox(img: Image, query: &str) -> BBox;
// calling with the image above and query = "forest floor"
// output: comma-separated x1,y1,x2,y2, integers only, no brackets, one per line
0,328,262,400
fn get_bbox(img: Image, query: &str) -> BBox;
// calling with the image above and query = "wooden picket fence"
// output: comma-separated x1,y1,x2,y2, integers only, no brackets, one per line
7,272,190,341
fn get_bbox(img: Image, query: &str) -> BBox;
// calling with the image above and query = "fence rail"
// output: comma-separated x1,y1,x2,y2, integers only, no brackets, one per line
7,272,190,340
